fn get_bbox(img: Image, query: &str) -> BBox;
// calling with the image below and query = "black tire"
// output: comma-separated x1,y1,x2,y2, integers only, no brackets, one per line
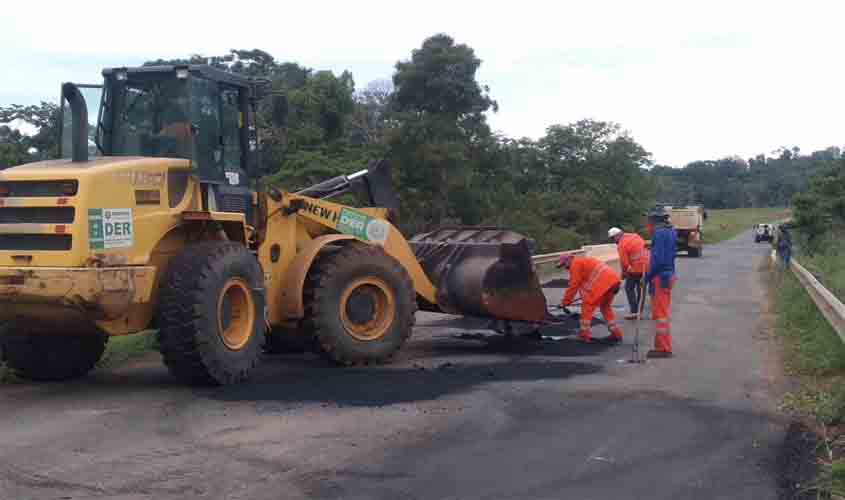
0,323,107,381
157,241,266,385
304,244,416,365
689,247,702,257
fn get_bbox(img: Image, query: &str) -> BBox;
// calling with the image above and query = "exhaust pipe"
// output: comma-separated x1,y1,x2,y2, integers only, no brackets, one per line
61,83,88,162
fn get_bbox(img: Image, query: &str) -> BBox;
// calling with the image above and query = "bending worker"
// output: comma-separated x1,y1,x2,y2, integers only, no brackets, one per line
557,253,624,344
608,227,649,320
644,207,678,358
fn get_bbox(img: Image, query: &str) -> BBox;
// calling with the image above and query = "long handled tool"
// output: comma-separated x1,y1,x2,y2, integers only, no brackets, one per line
630,278,649,364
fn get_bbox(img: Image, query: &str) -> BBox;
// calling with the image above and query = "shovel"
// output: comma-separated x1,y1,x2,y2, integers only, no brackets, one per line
629,279,649,364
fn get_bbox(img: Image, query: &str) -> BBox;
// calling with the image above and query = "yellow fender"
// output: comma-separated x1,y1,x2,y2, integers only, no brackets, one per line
279,234,358,319
278,230,439,320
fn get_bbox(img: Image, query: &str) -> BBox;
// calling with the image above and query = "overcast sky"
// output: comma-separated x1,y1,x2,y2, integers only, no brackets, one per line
2,0,843,166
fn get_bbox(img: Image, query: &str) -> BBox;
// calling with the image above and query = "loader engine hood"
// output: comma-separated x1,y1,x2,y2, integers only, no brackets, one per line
0,157,192,268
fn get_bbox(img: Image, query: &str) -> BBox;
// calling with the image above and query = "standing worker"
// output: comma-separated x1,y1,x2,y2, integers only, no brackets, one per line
778,225,793,268
557,254,624,344
643,207,678,358
608,227,650,320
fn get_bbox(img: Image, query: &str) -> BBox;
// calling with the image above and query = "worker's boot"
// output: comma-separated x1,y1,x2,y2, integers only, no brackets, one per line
648,332,673,358
576,331,592,343
596,327,623,344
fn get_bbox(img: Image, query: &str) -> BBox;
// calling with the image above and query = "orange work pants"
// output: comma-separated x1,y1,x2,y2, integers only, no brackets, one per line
578,286,623,341
652,277,674,353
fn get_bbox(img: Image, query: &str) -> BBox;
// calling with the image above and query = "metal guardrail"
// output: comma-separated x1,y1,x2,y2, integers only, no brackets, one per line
772,250,845,342
532,244,619,268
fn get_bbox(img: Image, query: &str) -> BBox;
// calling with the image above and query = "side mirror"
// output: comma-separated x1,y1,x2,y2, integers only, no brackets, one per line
271,94,288,127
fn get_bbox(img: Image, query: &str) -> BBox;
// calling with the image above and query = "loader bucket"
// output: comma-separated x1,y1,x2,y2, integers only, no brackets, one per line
409,227,552,322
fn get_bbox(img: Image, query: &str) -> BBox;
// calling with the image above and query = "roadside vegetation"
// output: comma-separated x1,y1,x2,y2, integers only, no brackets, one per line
97,331,158,368
0,362,17,383
771,264,845,499
704,207,791,244
772,158,845,498
794,230,845,303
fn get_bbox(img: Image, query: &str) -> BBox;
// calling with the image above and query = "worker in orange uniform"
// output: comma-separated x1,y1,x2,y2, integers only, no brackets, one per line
608,227,650,320
643,207,678,358
557,254,624,344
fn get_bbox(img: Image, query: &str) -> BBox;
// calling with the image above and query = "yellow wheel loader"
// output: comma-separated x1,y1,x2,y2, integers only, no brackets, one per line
0,65,553,385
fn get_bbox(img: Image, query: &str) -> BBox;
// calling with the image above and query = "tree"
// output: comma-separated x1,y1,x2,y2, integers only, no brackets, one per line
392,34,497,118
348,79,394,148
0,102,60,161
0,126,30,169
388,34,498,233
537,119,653,240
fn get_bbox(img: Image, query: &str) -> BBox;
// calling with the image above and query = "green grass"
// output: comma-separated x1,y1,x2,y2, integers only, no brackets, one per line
816,458,845,500
773,268,845,378
0,363,19,384
704,207,791,244
769,259,845,499
97,330,158,368
799,231,845,303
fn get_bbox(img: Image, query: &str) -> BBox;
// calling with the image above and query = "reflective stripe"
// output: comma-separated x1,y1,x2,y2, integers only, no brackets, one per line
582,262,612,297
622,234,648,268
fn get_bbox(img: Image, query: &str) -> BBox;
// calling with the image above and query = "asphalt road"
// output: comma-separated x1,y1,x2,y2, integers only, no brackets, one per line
0,232,788,500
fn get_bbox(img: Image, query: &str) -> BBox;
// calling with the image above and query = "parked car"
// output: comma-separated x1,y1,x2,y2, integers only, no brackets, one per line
754,223,774,243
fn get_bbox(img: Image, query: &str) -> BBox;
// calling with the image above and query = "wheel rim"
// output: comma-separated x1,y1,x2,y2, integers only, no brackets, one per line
217,278,256,351
340,277,396,341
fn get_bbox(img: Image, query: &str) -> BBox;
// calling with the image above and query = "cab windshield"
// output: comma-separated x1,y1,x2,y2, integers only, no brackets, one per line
106,77,191,159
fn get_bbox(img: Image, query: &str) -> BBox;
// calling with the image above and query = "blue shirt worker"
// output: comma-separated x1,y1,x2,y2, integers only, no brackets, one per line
644,207,678,359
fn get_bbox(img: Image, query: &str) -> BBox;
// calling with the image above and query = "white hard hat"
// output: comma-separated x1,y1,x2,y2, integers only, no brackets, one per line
608,227,623,238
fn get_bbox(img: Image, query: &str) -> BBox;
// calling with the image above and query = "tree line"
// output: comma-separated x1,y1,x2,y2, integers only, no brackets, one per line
651,147,842,210
1,35,839,251
789,154,845,253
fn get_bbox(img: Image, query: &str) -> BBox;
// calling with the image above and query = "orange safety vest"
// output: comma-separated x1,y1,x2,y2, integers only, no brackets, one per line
617,233,650,275
563,256,621,305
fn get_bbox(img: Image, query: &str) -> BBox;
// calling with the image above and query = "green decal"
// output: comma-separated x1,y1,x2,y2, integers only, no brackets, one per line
89,208,134,250
88,209,104,250
337,208,369,239
336,208,391,243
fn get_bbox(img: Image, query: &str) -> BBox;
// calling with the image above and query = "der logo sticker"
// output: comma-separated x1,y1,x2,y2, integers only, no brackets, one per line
89,208,134,249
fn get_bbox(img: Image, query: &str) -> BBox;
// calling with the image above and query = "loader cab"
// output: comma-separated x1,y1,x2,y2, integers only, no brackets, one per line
94,65,263,214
